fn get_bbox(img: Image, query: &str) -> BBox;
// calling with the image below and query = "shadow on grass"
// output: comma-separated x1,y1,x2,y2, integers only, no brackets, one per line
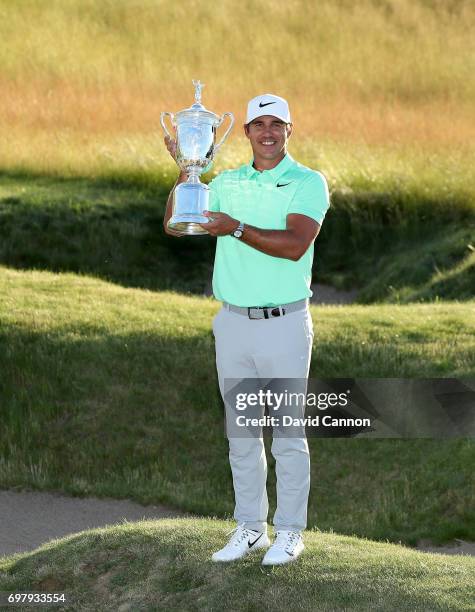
1,169,474,299
0,170,216,295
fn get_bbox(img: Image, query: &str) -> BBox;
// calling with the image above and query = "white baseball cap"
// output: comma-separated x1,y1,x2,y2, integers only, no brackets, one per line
246,93,291,125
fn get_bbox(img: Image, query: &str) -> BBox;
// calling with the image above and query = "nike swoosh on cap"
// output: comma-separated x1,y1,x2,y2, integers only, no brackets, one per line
276,182,292,187
259,101,276,108
248,533,263,547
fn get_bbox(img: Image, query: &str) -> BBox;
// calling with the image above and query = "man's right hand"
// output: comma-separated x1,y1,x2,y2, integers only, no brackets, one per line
164,135,178,161
163,135,188,237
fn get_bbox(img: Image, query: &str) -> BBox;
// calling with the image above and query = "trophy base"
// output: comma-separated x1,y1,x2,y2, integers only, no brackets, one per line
168,214,209,236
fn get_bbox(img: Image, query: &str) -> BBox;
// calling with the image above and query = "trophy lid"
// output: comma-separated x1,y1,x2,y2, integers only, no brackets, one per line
175,80,220,123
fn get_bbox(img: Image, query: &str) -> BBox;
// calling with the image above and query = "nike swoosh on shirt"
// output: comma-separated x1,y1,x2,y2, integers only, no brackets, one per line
259,101,276,108
276,182,292,187
248,533,264,547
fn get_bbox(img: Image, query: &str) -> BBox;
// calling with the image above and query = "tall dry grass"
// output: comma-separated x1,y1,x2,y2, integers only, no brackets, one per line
0,0,474,176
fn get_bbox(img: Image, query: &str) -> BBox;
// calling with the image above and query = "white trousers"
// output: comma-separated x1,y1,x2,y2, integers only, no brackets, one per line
212,304,313,533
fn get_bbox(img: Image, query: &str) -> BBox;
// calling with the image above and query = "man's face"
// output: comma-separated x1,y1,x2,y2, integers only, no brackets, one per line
244,115,292,162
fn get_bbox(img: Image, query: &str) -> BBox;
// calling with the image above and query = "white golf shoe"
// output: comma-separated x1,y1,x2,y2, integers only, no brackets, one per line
261,530,305,565
211,524,270,562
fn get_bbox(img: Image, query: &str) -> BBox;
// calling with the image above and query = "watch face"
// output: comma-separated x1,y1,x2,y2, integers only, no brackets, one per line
234,230,243,238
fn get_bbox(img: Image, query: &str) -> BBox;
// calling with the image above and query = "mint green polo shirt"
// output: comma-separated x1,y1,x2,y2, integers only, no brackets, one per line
208,152,330,307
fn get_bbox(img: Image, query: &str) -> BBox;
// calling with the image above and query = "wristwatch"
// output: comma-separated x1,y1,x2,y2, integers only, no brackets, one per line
232,222,244,239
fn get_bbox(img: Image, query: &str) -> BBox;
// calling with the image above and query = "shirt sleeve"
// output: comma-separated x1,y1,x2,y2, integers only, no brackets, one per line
287,171,330,224
207,173,222,212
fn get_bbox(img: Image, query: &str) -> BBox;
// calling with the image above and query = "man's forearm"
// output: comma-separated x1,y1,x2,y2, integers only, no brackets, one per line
201,211,320,260
239,225,309,261
163,172,188,236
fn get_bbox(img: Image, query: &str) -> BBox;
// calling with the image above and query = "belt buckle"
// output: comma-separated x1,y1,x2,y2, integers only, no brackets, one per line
247,306,286,319
248,307,263,320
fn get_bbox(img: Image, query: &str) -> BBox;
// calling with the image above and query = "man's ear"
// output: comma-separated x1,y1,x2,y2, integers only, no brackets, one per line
243,123,250,139
286,123,293,138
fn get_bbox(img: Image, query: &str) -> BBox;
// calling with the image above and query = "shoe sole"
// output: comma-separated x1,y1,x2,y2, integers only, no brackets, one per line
261,547,305,566
262,557,297,566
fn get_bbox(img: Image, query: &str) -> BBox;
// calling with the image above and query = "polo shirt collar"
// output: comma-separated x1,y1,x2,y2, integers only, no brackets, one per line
245,152,294,180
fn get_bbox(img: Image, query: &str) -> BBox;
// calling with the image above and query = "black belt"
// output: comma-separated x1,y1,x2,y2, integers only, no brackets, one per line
223,298,308,320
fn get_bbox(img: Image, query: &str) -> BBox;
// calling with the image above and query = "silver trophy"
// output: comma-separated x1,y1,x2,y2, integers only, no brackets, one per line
161,80,234,235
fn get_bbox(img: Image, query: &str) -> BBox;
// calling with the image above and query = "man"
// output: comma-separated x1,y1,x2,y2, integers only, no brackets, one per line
164,94,330,565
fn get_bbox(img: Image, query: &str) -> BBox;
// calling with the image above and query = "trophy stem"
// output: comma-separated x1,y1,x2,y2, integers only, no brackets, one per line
187,169,201,183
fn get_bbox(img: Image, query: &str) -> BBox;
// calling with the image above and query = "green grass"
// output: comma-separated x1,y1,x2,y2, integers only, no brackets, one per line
0,518,474,611
1,266,474,545
1,169,474,301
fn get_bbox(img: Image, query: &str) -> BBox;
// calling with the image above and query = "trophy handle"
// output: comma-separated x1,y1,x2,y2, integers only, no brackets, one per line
160,112,176,140
214,112,234,154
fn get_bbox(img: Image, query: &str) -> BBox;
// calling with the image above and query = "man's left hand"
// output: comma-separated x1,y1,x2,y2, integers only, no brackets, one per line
199,211,239,237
